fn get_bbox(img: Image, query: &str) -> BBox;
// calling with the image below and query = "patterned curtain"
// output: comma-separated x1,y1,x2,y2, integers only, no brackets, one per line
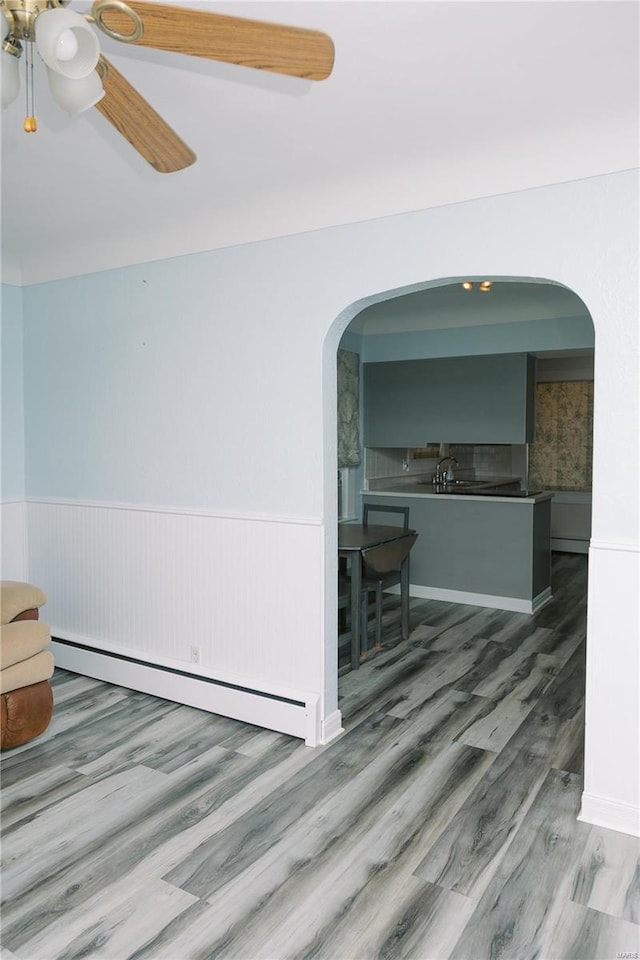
337,349,361,468
529,381,593,490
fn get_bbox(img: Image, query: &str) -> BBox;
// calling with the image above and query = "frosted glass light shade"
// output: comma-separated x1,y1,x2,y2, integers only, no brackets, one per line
1,49,20,108
35,8,100,78
47,67,105,114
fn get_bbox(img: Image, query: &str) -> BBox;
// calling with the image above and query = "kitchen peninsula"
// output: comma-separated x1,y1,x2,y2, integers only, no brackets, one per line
363,478,553,613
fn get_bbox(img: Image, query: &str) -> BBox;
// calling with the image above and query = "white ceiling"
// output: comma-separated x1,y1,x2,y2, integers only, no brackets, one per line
1,0,638,285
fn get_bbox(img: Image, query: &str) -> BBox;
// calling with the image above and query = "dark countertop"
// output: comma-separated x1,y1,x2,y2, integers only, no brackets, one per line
365,476,552,503
430,486,543,498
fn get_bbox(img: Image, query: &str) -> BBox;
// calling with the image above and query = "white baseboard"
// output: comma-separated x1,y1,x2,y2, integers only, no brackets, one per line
51,637,322,747
320,709,344,745
387,583,552,614
579,791,640,837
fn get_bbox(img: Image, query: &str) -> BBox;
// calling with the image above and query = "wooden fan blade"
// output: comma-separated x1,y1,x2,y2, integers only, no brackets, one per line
94,57,196,173
93,1,335,80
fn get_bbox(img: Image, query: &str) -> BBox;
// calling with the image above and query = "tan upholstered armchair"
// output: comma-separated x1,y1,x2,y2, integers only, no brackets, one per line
1,581,54,750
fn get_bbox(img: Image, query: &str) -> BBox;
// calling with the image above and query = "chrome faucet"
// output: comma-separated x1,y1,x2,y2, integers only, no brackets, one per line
434,456,458,484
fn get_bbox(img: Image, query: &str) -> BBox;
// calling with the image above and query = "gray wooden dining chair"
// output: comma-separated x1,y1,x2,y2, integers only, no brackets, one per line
338,572,370,652
360,531,418,654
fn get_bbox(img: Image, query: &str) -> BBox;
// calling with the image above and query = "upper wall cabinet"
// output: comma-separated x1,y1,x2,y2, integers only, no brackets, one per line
363,353,536,446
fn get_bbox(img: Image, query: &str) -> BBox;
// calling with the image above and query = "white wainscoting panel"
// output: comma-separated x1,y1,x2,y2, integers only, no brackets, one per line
582,539,640,836
26,499,326,707
1,499,27,580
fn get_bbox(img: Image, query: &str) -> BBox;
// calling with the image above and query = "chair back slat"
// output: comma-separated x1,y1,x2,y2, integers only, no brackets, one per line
362,504,410,529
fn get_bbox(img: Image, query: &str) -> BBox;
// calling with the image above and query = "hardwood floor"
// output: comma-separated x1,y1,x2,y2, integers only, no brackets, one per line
1,553,639,960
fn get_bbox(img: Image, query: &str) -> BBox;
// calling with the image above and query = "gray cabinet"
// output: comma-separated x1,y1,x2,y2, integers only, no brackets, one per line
363,353,535,446
363,492,551,609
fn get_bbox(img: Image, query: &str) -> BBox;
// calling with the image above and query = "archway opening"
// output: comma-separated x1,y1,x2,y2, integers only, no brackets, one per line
329,275,594,718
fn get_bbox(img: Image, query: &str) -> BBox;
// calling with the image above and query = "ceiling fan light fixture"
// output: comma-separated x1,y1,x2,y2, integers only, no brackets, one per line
35,7,100,79
2,0,335,170
1,41,21,108
47,66,105,115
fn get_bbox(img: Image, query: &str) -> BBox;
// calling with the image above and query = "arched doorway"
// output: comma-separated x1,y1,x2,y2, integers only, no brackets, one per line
323,273,612,826
331,274,594,667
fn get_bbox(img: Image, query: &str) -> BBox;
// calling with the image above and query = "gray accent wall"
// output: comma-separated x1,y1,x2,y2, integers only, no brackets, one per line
363,493,551,603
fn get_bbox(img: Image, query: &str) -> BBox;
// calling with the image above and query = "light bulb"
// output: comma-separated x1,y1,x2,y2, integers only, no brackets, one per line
55,28,78,62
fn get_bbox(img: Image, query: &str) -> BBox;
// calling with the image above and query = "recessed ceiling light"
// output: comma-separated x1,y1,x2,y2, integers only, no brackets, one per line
461,280,493,292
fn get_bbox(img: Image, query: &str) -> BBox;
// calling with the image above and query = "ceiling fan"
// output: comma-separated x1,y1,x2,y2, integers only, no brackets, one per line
0,0,335,172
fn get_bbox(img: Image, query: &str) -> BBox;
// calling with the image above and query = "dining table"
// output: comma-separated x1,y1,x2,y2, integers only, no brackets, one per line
338,522,416,670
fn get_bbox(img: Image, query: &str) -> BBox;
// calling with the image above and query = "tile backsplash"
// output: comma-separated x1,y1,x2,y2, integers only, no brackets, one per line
365,444,526,484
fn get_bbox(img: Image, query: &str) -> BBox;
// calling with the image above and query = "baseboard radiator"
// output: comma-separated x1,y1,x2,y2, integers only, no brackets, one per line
51,636,321,746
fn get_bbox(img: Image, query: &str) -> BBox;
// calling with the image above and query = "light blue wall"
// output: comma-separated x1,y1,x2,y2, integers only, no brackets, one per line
16,171,632,531
360,314,594,362
21,232,360,514
1,284,25,499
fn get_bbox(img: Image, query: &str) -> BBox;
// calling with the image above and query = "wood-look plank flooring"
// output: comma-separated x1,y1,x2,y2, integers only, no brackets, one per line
2,553,639,960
